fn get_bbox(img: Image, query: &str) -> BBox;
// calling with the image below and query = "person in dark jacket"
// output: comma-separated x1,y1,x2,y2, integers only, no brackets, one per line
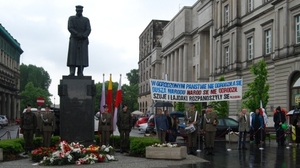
117,104,132,153
251,108,264,145
164,110,172,142
155,108,169,143
20,104,37,155
273,106,286,146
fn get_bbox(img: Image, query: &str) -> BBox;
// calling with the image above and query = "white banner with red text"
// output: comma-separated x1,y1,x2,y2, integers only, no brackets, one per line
149,79,243,102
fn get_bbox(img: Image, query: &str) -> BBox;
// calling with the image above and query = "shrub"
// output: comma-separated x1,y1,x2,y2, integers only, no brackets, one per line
130,137,160,156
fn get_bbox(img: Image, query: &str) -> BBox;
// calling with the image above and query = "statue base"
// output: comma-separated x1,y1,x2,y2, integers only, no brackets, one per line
58,75,95,146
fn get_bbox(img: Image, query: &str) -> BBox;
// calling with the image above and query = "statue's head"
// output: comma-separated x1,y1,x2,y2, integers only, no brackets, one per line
75,5,83,16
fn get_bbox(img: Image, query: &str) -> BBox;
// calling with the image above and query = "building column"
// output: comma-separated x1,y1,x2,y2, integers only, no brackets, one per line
1,92,5,115
6,93,11,120
178,46,183,82
174,49,178,81
183,43,188,82
170,52,174,81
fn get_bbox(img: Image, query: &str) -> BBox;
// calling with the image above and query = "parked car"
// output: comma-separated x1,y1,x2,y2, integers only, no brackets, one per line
145,115,155,134
215,117,239,137
135,116,149,127
138,123,148,133
0,115,9,127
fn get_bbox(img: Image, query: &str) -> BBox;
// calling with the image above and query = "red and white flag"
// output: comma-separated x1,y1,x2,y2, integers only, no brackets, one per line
113,74,122,131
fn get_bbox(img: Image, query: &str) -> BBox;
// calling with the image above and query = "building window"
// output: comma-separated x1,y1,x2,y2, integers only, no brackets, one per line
247,37,253,60
247,0,253,12
225,46,230,66
224,5,229,24
265,29,272,54
296,15,300,44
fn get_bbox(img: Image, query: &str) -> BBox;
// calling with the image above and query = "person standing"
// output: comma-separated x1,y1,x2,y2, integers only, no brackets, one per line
35,106,43,137
238,109,250,150
293,114,300,146
249,112,255,143
201,104,218,155
20,104,37,155
98,104,112,146
117,104,132,153
251,108,264,145
155,108,169,143
169,113,179,142
185,103,200,155
164,110,172,142
67,5,91,76
41,105,56,147
273,106,287,146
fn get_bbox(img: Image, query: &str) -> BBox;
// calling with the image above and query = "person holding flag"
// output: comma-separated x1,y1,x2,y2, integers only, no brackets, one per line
259,101,268,142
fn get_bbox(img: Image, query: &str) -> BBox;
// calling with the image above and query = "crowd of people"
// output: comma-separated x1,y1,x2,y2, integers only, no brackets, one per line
20,101,300,157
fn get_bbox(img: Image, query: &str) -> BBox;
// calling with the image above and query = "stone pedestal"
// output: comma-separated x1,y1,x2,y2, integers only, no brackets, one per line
58,76,95,146
146,146,187,160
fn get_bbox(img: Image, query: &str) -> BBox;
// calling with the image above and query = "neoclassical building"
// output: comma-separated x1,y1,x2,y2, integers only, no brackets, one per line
0,24,23,122
139,0,300,118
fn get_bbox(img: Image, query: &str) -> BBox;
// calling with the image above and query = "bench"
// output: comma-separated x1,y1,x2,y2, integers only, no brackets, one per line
265,127,276,143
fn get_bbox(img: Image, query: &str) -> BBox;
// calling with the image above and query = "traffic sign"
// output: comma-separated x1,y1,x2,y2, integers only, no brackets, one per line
36,96,45,106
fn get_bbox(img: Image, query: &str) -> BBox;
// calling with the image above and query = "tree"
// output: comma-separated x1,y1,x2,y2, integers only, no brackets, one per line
122,84,138,112
20,82,51,110
210,76,229,117
20,64,51,92
175,102,185,112
126,69,139,85
242,60,270,112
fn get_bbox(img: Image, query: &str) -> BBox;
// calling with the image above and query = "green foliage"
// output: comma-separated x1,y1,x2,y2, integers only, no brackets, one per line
20,82,52,109
175,102,185,112
126,69,139,85
20,64,51,92
19,63,52,109
242,60,270,112
122,83,139,112
210,76,229,117
194,103,202,113
0,139,23,155
130,137,160,156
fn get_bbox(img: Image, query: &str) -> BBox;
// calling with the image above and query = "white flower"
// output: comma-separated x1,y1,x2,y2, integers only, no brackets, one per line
106,154,116,161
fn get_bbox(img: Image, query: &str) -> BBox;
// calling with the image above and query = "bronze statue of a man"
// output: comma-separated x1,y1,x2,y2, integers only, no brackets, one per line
67,5,91,76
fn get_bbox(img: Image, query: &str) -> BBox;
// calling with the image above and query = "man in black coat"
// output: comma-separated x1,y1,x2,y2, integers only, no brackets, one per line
273,106,286,146
67,5,91,76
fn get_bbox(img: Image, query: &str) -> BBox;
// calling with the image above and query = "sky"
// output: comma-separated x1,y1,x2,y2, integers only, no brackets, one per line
0,0,196,104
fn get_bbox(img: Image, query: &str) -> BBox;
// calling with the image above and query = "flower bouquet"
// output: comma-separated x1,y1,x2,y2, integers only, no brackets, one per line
151,143,179,148
36,141,117,166
31,147,57,162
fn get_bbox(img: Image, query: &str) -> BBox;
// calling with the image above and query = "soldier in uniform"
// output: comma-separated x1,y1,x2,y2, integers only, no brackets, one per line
201,104,218,155
67,5,91,76
35,106,43,137
41,104,56,147
20,104,37,155
98,104,112,146
184,102,200,155
117,104,132,153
